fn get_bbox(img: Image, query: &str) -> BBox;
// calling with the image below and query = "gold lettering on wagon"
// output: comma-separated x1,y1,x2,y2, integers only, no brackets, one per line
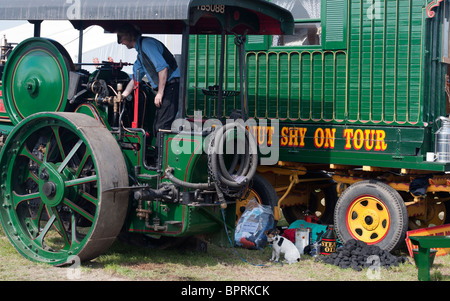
343,129,387,151
279,126,388,151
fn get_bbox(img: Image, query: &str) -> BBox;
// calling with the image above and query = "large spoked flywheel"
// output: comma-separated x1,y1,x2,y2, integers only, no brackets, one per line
1,38,74,125
0,112,129,265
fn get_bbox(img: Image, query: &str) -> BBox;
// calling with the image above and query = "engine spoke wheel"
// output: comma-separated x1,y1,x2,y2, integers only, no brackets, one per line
0,112,128,265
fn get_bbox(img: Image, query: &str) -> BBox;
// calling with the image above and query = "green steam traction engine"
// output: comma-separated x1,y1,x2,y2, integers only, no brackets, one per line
0,0,294,265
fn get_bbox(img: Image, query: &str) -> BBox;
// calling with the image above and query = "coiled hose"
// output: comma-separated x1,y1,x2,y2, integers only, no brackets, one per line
165,121,258,205
208,122,258,191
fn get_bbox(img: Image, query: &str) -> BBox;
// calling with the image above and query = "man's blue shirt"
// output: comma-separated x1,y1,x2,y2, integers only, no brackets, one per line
133,36,180,89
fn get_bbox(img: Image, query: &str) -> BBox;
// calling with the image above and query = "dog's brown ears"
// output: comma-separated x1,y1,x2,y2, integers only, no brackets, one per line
265,229,280,235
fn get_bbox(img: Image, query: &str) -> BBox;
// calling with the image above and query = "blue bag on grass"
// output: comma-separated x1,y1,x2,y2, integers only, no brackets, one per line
235,199,274,250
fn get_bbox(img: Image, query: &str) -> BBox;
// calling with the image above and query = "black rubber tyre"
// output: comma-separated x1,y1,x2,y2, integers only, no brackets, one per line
334,180,408,252
236,173,278,222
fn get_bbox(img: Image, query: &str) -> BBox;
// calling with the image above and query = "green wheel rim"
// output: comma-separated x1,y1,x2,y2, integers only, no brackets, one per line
1,38,73,125
0,112,128,265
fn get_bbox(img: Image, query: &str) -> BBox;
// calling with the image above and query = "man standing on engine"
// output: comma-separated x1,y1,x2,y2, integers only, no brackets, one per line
117,23,180,138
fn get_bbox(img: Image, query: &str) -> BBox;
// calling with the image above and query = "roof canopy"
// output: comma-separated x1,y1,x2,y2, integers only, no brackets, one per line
0,0,294,35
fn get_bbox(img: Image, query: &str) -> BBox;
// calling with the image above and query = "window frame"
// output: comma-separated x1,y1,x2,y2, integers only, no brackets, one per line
246,0,348,51
442,0,450,64
271,18,322,49
270,0,323,50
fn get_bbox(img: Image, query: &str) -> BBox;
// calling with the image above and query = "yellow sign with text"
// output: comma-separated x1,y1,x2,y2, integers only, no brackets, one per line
274,126,389,152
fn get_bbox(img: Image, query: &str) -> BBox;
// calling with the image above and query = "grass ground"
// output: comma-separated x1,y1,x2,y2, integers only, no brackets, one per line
0,226,449,282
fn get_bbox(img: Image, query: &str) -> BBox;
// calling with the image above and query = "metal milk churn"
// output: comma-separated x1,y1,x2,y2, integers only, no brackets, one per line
295,227,311,254
435,117,450,162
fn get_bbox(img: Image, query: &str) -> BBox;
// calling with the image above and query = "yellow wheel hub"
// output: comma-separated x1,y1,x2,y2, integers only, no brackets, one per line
346,196,390,244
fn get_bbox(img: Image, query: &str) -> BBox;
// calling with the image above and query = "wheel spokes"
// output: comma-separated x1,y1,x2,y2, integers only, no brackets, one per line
74,148,91,179
49,206,71,250
17,144,42,166
33,213,57,248
78,190,98,206
33,206,72,251
58,139,83,173
30,199,90,252
50,125,66,162
2,112,129,265
62,198,94,223
65,175,98,188
12,191,40,209
11,125,99,254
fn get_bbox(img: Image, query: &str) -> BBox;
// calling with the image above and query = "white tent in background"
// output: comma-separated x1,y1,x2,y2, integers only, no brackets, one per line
0,21,182,74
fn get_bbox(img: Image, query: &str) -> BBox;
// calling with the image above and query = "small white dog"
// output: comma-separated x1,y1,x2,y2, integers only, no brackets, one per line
265,229,300,264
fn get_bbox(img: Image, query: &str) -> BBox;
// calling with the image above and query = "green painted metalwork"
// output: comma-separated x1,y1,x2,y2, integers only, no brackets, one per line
0,82,9,122
188,0,431,125
2,38,73,125
409,235,450,281
0,0,294,265
188,35,242,118
187,0,450,170
0,112,129,265
74,103,111,130
123,130,236,238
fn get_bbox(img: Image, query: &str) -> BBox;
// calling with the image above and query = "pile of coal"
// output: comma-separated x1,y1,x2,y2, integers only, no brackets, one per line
315,239,409,271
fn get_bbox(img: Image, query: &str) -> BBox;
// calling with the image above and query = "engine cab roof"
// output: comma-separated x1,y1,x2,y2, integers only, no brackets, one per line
0,0,294,35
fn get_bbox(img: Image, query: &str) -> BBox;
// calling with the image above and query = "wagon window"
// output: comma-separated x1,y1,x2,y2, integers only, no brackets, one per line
271,0,321,47
274,0,321,19
272,23,321,46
